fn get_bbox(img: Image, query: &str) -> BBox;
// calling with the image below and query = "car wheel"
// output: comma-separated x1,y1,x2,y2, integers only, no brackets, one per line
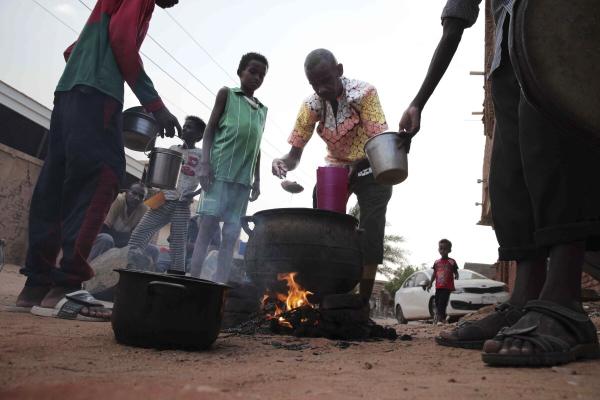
395,305,407,324
428,297,436,319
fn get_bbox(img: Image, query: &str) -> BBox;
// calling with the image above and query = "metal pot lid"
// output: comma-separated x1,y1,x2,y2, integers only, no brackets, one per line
113,268,231,288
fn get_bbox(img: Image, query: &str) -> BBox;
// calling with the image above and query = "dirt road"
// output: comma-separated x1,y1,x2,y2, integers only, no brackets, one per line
1,264,599,400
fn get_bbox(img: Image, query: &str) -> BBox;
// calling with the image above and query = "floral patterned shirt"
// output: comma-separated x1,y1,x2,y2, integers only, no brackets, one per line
288,77,388,165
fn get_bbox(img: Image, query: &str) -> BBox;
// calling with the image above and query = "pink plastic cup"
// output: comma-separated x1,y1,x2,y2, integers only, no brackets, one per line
316,166,349,213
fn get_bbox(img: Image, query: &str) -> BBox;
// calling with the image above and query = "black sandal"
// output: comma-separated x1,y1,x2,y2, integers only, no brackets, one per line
482,300,600,367
435,303,524,349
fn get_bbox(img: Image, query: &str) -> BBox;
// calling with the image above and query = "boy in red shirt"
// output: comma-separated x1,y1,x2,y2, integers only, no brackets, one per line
427,239,459,324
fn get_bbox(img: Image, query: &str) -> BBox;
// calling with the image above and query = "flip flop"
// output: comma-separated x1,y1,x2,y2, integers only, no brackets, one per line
482,300,600,367
30,290,112,322
435,303,524,349
3,305,34,313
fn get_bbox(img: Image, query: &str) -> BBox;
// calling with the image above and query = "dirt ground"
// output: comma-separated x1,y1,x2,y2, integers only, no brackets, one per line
1,264,599,400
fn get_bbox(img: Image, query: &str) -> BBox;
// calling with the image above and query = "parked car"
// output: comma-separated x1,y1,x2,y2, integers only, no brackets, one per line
393,269,509,323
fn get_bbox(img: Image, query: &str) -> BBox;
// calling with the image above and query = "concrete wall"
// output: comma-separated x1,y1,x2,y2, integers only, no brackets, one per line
0,143,42,265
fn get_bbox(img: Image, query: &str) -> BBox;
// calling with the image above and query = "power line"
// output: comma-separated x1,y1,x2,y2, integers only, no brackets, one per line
163,9,314,181
75,0,213,112
54,0,313,180
164,10,238,84
31,0,193,116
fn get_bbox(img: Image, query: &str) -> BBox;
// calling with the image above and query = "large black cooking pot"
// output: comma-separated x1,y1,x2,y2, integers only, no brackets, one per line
242,208,363,303
111,269,229,350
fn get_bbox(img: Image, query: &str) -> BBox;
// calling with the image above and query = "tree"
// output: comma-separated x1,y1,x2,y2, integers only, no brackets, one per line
348,203,408,278
384,264,426,295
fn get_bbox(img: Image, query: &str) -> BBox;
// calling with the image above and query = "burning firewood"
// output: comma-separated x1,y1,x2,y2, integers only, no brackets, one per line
223,272,398,341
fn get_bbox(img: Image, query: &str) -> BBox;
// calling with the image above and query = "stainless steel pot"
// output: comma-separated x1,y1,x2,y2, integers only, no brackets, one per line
364,132,408,185
145,147,183,190
122,107,159,151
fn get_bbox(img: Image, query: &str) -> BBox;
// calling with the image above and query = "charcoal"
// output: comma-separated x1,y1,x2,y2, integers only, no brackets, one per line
320,306,370,324
269,341,309,351
221,300,397,342
222,311,254,329
321,293,365,310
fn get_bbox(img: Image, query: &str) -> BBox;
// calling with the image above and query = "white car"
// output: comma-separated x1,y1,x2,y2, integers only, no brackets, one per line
393,269,509,323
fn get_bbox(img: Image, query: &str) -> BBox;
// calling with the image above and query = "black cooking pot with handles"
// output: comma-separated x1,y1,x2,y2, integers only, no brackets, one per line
242,208,363,303
111,269,229,350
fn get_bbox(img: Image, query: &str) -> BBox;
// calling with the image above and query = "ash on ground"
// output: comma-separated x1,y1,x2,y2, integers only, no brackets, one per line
224,294,398,341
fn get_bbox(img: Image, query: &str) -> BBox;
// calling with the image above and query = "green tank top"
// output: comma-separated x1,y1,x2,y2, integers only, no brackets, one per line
211,87,267,186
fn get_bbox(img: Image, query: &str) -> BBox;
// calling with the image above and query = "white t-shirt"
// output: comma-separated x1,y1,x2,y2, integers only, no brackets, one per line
164,145,202,201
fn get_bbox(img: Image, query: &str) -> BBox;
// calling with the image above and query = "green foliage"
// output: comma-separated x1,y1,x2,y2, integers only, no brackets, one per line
349,203,410,286
384,264,426,295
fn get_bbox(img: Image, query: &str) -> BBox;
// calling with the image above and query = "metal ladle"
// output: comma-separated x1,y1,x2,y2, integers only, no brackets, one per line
281,179,304,194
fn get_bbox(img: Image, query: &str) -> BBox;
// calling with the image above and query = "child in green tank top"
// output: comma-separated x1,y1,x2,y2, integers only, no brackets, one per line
189,52,269,283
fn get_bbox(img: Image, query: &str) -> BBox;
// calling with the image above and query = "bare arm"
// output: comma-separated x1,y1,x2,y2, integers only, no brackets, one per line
272,146,304,178
399,17,467,135
249,151,261,201
199,87,229,191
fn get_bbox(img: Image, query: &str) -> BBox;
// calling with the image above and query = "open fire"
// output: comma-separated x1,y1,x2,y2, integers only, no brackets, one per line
256,272,397,341
261,272,315,329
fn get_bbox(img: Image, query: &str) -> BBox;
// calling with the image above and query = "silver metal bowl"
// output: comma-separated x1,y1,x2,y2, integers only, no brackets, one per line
364,132,408,185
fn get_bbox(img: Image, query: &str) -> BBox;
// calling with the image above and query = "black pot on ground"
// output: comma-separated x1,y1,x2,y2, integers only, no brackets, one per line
111,269,229,350
242,208,363,303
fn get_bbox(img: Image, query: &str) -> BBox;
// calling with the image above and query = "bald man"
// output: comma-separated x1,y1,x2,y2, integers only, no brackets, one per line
272,49,391,302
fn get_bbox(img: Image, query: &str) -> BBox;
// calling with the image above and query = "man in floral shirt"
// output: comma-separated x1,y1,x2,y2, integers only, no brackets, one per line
272,48,391,301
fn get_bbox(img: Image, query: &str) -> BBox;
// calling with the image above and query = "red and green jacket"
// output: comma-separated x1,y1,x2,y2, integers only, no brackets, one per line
55,0,164,112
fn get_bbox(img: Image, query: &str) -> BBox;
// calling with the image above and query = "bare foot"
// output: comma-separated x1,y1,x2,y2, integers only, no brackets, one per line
482,301,600,366
40,286,81,308
80,306,112,320
16,286,51,308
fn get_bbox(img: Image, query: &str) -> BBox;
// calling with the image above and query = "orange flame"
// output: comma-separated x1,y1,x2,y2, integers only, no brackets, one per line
262,272,314,327
277,272,314,312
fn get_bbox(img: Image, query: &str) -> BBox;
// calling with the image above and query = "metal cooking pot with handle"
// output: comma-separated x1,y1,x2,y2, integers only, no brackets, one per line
122,107,159,151
242,208,363,303
111,269,229,349
145,147,183,190
364,131,409,185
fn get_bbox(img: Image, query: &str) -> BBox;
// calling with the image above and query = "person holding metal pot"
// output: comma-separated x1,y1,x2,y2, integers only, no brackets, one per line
15,0,182,320
272,49,391,302
399,0,600,367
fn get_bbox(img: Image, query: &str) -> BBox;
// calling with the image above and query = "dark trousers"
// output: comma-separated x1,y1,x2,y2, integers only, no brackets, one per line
489,32,600,261
21,87,125,287
435,289,451,320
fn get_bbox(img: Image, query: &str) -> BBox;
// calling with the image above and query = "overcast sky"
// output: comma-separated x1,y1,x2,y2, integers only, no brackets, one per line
0,0,499,272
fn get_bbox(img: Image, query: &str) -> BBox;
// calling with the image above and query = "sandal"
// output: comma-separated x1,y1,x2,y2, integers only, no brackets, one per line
30,290,112,322
435,303,524,349
482,300,600,367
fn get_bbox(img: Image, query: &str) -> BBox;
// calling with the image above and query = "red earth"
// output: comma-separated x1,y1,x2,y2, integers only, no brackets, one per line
1,264,599,400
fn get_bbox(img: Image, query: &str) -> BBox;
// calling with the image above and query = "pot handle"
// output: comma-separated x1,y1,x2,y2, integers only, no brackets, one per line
240,215,255,236
147,280,188,297
143,133,187,158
